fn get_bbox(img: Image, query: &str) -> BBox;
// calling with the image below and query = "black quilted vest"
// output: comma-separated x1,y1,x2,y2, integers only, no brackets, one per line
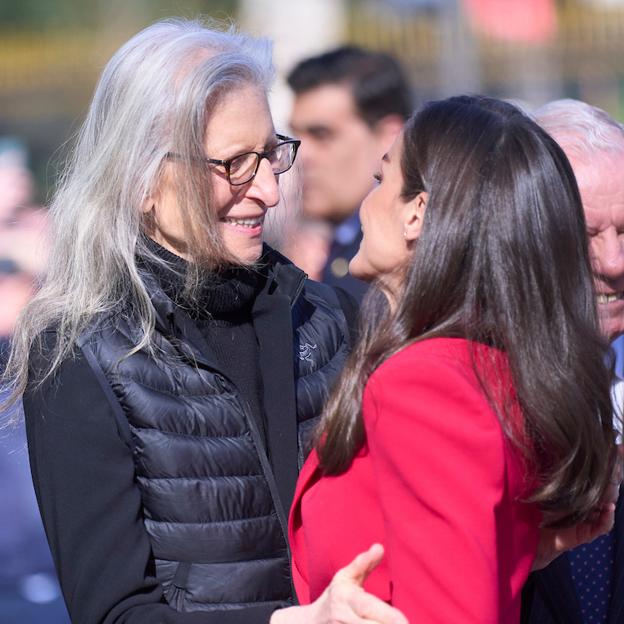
76,249,351,613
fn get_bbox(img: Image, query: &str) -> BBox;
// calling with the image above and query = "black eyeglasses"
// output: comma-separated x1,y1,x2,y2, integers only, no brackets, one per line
166,134,301,186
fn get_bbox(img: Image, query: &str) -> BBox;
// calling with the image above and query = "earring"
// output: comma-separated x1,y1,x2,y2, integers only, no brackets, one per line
403,230,407,239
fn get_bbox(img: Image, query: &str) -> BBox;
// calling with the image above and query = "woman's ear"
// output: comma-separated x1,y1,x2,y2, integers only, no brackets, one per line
141,196,155,214
403,191,428,242
141,180,159,214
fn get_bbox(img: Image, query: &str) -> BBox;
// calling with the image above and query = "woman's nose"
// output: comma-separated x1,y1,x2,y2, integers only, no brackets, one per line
247,157,280,207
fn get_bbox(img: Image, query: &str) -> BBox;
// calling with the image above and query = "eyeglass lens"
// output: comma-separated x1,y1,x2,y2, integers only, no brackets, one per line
228,142,295,185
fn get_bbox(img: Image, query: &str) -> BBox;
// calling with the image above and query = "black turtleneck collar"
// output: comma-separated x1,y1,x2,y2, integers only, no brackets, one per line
139,237,266,321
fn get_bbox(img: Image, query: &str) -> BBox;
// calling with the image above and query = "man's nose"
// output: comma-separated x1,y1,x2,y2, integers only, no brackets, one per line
295,139,317,168
593,230,624,281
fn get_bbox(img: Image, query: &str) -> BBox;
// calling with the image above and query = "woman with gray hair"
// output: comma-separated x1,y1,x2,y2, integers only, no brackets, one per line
4,18,406,624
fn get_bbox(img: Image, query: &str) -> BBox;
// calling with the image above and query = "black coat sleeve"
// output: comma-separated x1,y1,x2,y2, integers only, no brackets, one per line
23,347,277,624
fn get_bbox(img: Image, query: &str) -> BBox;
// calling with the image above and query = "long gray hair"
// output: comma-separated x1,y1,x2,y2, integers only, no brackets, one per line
3,18,275,412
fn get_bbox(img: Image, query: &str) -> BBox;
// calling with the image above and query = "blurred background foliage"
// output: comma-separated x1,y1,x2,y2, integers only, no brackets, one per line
0,0,238,28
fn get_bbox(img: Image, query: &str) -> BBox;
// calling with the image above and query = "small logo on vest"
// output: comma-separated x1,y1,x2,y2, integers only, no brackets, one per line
298,342,318,363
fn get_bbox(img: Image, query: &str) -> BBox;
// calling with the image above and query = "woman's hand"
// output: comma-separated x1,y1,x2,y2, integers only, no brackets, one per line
532,503,616,571
532,445,623,571
270,544,408,624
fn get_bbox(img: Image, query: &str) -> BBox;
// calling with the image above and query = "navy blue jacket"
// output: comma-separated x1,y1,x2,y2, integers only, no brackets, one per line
521,489,624,624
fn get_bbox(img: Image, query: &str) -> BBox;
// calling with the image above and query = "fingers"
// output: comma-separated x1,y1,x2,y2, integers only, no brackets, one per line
614,447,624,484
598,502,617,514
322,545,408,624
605,483,620,504
575,506,616,547
322,584,408,624
611,444,624,485
333,543,385,586
347,589,409,624
592,506,616,535
533,505,617,572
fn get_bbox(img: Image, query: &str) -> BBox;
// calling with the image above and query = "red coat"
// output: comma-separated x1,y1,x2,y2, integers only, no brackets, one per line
289,337,541,623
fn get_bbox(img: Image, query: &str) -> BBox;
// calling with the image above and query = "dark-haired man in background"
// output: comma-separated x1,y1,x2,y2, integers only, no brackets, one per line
287,46,412,300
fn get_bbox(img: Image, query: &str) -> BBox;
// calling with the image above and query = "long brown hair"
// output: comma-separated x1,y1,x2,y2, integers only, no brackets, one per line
318,95,616,527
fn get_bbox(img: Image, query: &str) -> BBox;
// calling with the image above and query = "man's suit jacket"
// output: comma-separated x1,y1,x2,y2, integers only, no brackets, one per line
321,214,368,302
522,488,624,624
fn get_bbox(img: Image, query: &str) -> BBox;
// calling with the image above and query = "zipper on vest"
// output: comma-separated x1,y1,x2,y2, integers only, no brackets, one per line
214,373,293,569
290,273,306,309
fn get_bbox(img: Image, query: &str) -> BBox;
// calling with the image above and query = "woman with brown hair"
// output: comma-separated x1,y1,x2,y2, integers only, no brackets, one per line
288,95,619,623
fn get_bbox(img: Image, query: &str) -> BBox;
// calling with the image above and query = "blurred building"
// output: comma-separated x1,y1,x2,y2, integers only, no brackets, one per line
2,0,624,198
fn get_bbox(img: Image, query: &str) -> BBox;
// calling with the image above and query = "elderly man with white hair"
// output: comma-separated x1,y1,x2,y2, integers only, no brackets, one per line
522,99,624,624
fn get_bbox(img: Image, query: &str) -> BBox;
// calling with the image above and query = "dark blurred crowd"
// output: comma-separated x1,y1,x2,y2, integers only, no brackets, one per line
0,139,69,622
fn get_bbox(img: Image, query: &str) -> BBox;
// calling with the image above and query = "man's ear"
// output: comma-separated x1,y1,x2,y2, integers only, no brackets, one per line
373,115,405,152
403,192,428,242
